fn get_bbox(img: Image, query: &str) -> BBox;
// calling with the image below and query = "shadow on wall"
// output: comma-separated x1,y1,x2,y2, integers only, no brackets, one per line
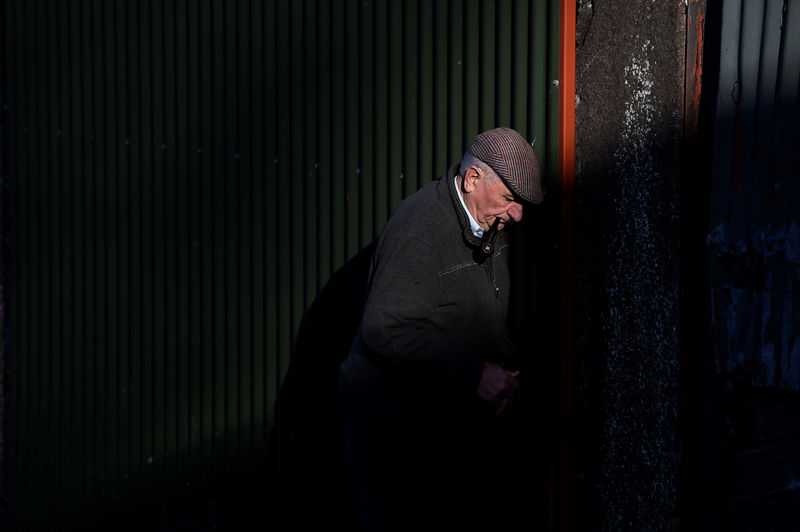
5,246,375,532
266,243,375,530
264,220,558,530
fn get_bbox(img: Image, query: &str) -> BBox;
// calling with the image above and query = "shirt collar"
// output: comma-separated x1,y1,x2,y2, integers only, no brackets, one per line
453,176,484,238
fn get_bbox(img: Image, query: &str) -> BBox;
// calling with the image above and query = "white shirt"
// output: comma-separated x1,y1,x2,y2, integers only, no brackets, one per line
454,176,484,238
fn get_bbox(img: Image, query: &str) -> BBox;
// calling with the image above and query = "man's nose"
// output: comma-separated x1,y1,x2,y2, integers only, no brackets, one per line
508,202,523,223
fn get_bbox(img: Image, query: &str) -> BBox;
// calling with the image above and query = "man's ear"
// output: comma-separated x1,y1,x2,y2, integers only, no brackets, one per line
462,165,481,193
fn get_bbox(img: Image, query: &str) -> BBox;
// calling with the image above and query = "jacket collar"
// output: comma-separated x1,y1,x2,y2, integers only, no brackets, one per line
443,162,483,248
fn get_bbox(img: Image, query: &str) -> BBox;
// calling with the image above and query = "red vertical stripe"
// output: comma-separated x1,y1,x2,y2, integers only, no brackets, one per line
558,1,575,530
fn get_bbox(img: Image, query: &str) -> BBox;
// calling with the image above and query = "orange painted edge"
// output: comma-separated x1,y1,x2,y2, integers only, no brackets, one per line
558,0,575,530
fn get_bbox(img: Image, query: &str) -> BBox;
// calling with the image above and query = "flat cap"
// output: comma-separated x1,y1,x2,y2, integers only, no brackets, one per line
469,127,543,204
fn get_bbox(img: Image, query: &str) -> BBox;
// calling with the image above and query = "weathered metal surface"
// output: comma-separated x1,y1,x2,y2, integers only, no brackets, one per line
707,0,800,389
685,0,706,137
3,0,562,529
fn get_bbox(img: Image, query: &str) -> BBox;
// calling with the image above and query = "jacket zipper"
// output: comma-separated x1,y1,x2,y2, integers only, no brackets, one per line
488,255,499,298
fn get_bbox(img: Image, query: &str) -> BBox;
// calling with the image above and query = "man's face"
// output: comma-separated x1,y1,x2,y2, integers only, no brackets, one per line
465,168,524,231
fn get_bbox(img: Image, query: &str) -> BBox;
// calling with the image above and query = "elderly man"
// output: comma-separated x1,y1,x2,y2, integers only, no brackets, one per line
339,127,543,530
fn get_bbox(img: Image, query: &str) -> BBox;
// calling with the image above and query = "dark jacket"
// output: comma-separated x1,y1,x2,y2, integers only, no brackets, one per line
339,163,517,428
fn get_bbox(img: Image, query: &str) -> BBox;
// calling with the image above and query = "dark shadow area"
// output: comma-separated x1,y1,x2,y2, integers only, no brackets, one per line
680,0,725,528
0,245,374,532
516,202,570,527
722,382,800,531
0,0,9,521
506,191,563,528
573,125,684,530
265,242,374,531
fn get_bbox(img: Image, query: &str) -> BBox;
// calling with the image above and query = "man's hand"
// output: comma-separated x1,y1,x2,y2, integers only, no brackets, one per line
476,362,520,416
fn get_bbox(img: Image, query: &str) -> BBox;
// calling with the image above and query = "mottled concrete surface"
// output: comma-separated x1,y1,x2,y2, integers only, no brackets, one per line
574,1,684,529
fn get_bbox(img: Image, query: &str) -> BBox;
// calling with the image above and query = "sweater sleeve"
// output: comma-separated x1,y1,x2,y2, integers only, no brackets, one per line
359,232,484,395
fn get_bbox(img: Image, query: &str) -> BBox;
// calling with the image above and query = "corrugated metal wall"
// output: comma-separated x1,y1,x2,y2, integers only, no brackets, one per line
707,0,800,389
3,0,561,529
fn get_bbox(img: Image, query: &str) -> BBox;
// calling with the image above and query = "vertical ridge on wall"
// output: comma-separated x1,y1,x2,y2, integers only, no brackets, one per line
464,0,480,146
480,0,496,129
433,1,448,178
4,1,561,529
186,0,202,506
419,0,434,193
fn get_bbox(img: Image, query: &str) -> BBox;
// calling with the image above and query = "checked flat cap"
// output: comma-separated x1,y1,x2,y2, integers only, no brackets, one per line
469,127,543,204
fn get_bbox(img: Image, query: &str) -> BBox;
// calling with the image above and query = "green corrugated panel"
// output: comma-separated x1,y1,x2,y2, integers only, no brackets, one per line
126,0,144,507
4,1,562,529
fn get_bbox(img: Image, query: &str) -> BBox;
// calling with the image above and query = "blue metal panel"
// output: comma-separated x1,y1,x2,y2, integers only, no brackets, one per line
708,0,800,389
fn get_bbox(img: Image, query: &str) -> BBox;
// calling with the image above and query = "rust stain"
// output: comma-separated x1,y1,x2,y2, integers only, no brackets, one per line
687,5,705,134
